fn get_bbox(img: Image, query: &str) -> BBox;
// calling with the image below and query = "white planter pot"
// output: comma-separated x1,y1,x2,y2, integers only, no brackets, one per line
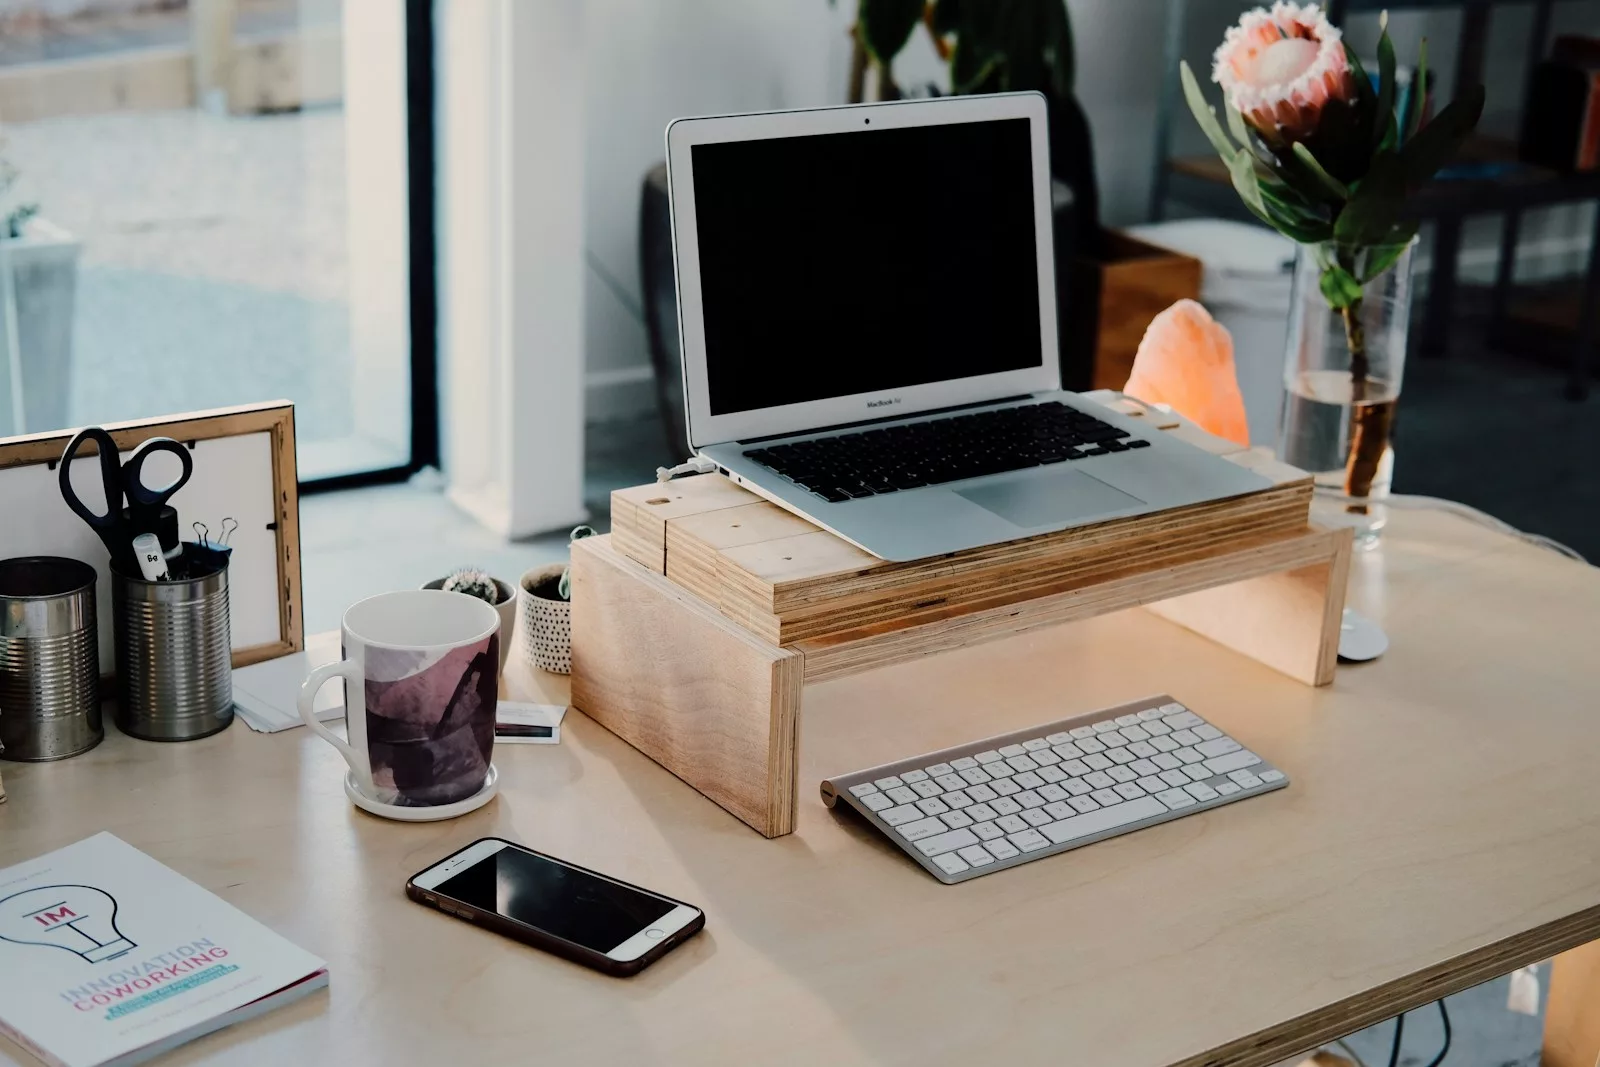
517,564,572,675
1,218,81,434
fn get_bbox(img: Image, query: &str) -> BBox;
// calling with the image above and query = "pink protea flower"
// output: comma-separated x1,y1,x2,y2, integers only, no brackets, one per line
1212,2,1358,145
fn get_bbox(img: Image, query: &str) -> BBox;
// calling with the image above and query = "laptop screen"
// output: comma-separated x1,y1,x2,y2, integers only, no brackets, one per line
689,117,1043,418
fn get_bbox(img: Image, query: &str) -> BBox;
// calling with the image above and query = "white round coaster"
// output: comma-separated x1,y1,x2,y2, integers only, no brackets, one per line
1338,608,1390,662
344,764,499,822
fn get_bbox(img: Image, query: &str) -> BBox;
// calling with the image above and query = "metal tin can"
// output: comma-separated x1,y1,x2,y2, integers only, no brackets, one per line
112,556,233,742
0,556,103,761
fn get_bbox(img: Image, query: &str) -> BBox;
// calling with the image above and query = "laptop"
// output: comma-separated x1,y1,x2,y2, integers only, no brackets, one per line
665,92,1269,562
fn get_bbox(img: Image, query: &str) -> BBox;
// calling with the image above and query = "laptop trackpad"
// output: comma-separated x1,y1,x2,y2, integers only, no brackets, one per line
956,469,1146,529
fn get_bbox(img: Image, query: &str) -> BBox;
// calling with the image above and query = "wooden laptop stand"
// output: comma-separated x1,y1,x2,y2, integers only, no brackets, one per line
571,399,1353,837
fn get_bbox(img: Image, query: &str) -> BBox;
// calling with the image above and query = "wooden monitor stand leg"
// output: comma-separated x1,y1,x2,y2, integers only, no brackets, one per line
1544,940,1600,1067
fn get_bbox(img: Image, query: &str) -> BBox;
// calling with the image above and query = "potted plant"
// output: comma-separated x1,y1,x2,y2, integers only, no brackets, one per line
423,567,516,672
0,148,81,435
516,526,595,676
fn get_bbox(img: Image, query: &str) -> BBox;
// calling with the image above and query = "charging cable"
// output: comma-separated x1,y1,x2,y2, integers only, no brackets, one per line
656,456,719,483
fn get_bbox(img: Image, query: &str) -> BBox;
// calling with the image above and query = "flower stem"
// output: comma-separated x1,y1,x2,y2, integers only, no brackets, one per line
1340,299,1391,508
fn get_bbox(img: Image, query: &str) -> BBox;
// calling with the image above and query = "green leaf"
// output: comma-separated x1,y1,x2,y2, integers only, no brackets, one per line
1334,149,1407,246
1358,222,1419,282
1292,142,1351,201
1397,82,1484,188
1373,22,1397,152
1344,45,1377,108
858,0,924,66
1320,264,1364,309
1224,95,1254,150
1404,38,1429,143
1181,61,1238,161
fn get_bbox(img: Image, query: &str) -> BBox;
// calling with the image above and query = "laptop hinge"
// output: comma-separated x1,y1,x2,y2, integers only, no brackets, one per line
737,394,1038,445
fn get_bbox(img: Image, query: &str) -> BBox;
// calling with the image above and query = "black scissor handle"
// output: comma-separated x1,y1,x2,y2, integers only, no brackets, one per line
123,437,193,509
57,426,125,531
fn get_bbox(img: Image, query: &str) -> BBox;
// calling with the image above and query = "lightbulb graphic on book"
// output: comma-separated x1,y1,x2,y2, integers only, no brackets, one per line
0,885,137,963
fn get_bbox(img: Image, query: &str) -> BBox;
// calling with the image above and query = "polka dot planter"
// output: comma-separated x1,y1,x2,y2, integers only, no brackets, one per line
518,564,573,675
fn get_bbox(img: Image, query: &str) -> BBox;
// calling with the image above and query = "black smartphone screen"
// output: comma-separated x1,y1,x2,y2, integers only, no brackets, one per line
433,845,677,954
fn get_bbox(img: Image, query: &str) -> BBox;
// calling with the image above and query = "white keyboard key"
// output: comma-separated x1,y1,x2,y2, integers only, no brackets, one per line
1119,724,1150,742
926,762,954,777
1045,731,1074,745
1064,779,1093,796
1015,789,1046,809
1009,830,1051,853
1068,795,1101,814
881,804,922,826
1115,714,1141,727
1051,742,1084,759
1230,771,1264,789
916,797,951,816
1083,753,1114,772
916,828,980,857
1155,789,1196,810
1195,738,1241,759
1129,758,1159,777
901,769,929,784
1144,721,1173,737
1101,732,1129,748
848,783,879,798
999,744,1028,758
1137,707,1165,721
1215,781,1242,796
943,789,974,808
1031,749,1062,766
1044,801,1075,820
965,803,999,823
1023,738,1051,752
911,780,944,799
1193,724,1223,741
1084,771,1116,790
1184,782,1219,801
934,773,967,791
1163,711,1203,729
1184,765,1212,783
1152,752,1182,771
986,762,1017,779
1136,776,1167,794
862,792,893,812
960,767,993,786
1114,781,1147,800
1259,769,1286,784
1061,758,1092,776
1107,765,1137,783
958,845,996,867
1107,748,1136,766
1175,747,1206,765
985,839,1021,860
1091,788,1123,807
932,852,970,876
887,786,919,804
1127,742,1157,759
975,750,1004,765
1207,750,1263,775
950,757,979,771
1158,702,1186,715
1037,783,1069,802
1171,728,1201,746
1069,726,1096,740
940,809,974,829
897,817,947,841
1043,796,1166,844
991,778,1022,796
1013,771,1045,789
989,796,1022,816
1150,734,1180,752
971,820,1004,841
1159,769,1191,788
966,783,998,803
1077,737,1107,754
1093,720,1120,733
1006,754,1039,772
1021,808,1054,828
995,814,1030,834
875,775,905,790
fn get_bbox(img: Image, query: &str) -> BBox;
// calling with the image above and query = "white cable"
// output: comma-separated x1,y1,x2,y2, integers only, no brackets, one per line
656,456,718,483
1313,488,1588,563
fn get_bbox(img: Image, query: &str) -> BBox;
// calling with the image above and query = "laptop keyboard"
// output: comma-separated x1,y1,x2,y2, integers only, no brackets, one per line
743,401,1151,503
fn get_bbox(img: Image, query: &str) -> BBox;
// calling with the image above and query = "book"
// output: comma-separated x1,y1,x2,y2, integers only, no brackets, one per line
0,834,327,1067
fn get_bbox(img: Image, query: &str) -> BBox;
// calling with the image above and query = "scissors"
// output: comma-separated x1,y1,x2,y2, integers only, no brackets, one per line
58,427,193,569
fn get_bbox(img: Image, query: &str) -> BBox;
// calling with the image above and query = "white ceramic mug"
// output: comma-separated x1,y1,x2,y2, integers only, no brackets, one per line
298,590,500,808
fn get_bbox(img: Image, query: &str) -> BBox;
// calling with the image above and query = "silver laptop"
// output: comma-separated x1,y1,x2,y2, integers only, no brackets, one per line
665,93,1268,562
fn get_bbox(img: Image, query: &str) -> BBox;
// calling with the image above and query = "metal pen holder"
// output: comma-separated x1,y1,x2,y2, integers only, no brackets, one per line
0,556,103,761
112,549,233,742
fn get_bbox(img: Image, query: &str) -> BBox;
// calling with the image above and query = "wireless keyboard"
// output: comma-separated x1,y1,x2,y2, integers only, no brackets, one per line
821,695,1287,884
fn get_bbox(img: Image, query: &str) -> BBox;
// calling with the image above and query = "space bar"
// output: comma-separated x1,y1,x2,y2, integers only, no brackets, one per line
1041,797,1168,845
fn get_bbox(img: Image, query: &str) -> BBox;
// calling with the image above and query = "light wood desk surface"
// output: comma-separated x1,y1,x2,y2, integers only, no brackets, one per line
3,510,1598,1067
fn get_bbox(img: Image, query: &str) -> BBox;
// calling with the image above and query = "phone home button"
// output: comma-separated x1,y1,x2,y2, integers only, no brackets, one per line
645,928,665,940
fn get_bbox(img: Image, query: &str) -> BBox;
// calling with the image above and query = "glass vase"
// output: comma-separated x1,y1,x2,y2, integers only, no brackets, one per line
1277,239,1416,548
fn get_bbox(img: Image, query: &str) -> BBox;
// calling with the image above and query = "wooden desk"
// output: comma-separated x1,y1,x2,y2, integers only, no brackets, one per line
3,510,1599,1067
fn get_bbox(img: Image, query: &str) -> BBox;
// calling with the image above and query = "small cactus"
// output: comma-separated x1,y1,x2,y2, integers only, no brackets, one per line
557,525,597,601
442,566,503,605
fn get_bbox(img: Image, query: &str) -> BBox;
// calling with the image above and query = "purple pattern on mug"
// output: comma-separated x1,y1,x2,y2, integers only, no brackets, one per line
363,635,498,806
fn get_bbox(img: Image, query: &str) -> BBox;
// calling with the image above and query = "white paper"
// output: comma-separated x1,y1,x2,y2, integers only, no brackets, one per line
494,702,566,745
0,833,327,1067
231,632,344,734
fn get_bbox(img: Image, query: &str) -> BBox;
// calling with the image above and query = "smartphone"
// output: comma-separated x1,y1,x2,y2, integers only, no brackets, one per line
406,838,705,977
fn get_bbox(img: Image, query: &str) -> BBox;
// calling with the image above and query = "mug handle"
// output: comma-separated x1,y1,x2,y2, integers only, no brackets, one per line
299,660,365,784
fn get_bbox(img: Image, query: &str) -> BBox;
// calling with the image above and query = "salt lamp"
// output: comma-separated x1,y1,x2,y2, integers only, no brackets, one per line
1123,299,1250,448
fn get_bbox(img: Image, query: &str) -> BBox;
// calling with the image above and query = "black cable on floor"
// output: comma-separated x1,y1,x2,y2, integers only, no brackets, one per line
1423,1000,1452,1067
1386,1011,1406,1067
